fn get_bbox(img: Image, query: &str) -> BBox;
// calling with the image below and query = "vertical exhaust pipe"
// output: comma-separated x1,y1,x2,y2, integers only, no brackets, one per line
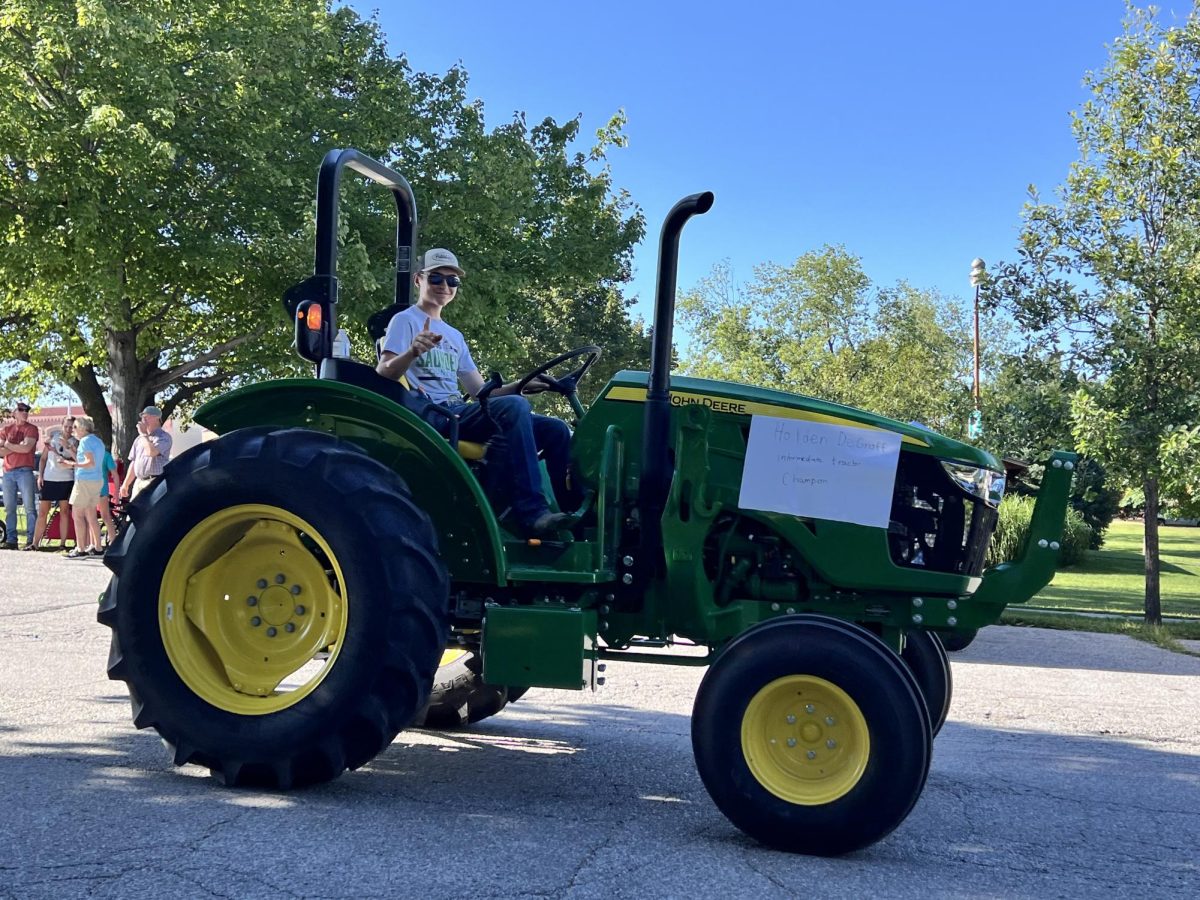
637,191,714,577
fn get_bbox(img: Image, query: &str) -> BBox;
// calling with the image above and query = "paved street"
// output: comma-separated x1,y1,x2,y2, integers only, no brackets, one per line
1,548,1198,899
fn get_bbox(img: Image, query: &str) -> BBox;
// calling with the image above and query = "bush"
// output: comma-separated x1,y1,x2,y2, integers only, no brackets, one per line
987,495,1091,567
987,495,1034,566
1013,456,1118,549
1068,457,1120,549
1059,506,1092,566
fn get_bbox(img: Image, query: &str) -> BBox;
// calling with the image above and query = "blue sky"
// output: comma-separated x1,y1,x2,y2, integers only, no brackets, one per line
356,0,1191,326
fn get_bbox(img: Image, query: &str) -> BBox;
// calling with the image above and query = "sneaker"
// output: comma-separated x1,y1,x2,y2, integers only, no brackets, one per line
65,548,90,560
1,544,16,551
20,544,35,551
90,547,105,557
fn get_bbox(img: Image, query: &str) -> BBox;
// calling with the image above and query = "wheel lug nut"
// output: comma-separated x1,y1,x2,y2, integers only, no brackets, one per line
786,738,797,747
785,714,796,724
275,573,286,584
247,596,258,607
805,704,815,714
250,616,261,627
826,739,837,749
825,716,835,725
285,623,295,633
266,627,277,637
806,750,816,760
295,605,306,616
290,585,302,595
257,579,268,589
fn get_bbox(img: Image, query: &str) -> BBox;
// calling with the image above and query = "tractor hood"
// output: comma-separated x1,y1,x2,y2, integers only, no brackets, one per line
601,371,1000,469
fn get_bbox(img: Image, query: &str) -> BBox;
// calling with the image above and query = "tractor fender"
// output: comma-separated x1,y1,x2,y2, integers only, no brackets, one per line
194,378,505,585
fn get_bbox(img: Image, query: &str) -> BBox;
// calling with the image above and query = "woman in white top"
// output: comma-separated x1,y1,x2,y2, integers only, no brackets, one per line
31,417,77,549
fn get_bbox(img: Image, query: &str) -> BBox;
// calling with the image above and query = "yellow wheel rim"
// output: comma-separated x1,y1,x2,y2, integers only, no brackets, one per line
741,675,870,806
159,504,348,715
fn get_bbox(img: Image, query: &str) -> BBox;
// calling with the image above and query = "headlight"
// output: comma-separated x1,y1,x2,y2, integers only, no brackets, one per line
941,461,1005,508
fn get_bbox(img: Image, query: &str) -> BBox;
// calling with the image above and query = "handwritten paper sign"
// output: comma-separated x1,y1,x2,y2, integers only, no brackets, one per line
738,415,902,528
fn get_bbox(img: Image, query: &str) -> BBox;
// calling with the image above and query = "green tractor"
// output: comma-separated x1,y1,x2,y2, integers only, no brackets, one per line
98,149,1076,856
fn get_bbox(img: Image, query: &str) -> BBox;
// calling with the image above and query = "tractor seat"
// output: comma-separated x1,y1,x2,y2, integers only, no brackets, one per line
318,357,488,460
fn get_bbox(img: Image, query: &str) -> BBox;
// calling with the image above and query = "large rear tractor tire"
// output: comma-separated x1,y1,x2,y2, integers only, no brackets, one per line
419,648,527,728
899,630,952,737
97,427,449,788
692,614,931,856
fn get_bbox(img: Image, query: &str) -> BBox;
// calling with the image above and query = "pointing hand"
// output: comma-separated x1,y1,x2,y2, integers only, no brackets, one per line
410,316,443,357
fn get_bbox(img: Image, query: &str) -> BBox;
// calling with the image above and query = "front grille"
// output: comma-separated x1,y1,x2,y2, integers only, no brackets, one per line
887,452,997,576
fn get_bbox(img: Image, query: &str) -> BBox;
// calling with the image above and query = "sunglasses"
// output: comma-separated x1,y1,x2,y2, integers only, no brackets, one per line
425,272,460,287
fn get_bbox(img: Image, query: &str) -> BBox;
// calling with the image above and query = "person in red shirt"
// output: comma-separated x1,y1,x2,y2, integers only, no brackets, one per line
2,402,41,550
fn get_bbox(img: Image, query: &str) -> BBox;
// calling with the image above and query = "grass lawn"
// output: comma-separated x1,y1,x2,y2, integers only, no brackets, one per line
1031,519,1200,619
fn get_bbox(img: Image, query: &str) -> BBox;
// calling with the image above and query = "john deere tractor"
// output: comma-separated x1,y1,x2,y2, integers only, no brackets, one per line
98,149,1075,856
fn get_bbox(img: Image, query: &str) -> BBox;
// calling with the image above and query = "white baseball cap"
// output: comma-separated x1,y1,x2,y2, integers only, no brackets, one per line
418,248,465,276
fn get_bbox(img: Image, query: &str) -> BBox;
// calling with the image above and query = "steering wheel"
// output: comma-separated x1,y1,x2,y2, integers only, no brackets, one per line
513,345,602,398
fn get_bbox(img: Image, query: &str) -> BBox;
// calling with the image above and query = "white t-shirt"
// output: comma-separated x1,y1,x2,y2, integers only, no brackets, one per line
380,305,478,405
42,430,76,482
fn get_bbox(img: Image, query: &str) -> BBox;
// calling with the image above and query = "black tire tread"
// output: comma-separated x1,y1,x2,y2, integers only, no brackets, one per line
98,426,449,788
692,614,932,856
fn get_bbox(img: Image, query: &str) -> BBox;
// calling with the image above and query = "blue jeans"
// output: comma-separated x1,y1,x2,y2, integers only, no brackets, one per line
2,467,36,546
445,396,575,524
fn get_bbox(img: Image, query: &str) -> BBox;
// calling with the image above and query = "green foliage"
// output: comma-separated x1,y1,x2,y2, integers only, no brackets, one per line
1012,455,1120,549
1060,506,1093,567
989,494,1090,567
988,495,1035,567
677,248,1012,435
979,350,1078,460
1067,456,1122,548
0,1,645,455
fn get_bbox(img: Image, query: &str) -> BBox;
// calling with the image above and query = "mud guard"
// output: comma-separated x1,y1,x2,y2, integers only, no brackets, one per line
194,378,506,584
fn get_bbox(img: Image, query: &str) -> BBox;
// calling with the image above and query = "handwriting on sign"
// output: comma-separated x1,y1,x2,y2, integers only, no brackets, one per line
739,416,902,528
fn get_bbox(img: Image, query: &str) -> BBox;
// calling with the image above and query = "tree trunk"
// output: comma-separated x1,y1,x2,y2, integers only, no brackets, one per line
105,326,153,464
68,365,113,449
1143,478,1162,626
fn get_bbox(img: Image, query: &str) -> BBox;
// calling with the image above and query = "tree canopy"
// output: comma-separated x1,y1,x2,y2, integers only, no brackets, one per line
0,0,646,455
677,246,1008,437
986,5,1200,623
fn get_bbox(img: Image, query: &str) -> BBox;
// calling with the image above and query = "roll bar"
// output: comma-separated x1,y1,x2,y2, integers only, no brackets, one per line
284,149,419,367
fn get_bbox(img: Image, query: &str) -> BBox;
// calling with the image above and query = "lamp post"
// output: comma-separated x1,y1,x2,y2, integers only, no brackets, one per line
968,258,986,440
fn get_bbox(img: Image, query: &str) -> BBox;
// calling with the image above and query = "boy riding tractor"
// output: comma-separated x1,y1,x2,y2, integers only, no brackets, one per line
99,149,1075,856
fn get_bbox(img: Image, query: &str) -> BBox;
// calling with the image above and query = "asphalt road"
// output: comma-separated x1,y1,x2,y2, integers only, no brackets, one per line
1,548,1198,899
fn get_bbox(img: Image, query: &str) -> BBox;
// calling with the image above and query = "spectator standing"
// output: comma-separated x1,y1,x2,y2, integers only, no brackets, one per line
2,401,40,550
98,448,117,548
31,416,77,550
120,405,172,501
64,416,105,558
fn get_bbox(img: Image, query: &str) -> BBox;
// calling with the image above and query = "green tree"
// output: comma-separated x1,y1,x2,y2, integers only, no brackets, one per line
678,247,998,436
981,352,1121,548
986,6,1200,623
0,1,644,457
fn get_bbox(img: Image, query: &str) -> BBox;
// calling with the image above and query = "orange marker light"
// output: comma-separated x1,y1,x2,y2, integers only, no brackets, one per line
305,304,323,331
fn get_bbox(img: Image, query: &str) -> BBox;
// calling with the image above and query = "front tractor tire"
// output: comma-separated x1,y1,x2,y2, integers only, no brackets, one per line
692,615,932,856
97,427,449,788
899,630,952,737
